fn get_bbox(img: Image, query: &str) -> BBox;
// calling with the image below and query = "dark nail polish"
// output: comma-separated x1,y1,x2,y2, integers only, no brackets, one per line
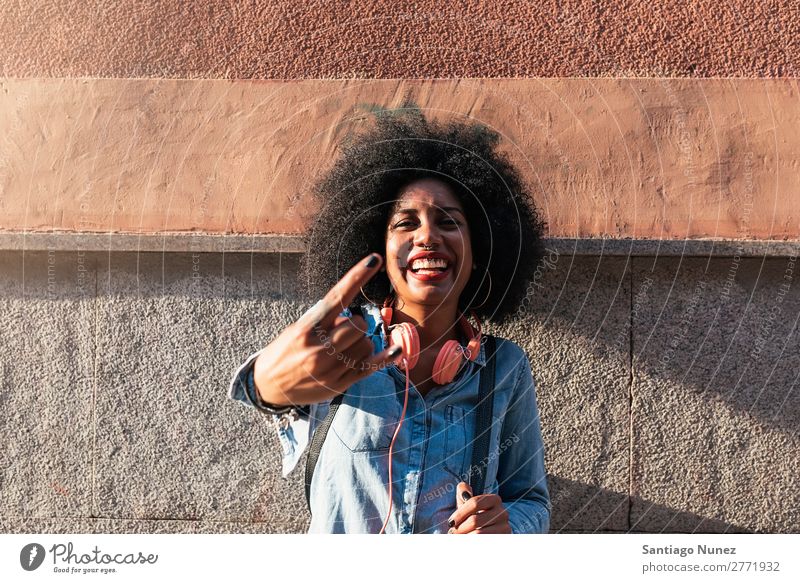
365,254,379,268
448,519,455,528
388,346,402,358
461,491,472,501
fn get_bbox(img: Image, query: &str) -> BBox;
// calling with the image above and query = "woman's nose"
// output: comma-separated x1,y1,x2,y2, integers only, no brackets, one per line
413,222,443,247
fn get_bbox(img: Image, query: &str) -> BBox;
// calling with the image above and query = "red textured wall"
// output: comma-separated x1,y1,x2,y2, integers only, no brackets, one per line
2,0,799,78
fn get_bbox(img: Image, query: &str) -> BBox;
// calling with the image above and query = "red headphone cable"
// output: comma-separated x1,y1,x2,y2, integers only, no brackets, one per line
378,356,411,534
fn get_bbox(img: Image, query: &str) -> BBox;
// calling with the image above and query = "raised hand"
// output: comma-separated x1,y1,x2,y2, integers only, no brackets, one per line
253,253,403,407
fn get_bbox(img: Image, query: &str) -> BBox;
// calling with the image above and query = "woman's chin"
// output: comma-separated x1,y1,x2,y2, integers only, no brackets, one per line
404,282,456,305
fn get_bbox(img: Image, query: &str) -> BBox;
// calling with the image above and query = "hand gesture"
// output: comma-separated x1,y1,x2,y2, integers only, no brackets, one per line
253,253,403,407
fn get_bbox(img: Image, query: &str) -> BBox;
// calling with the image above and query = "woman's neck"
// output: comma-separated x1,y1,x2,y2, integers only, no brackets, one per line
391,300,461,349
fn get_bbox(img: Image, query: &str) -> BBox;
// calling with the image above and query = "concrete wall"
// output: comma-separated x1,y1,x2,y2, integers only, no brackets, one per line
1,249,797,534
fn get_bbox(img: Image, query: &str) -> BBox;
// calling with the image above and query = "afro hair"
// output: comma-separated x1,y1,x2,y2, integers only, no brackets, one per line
299,103,547,325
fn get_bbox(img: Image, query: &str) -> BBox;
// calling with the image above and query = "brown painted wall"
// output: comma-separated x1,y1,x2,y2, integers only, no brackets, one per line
2,0,799,78
1,78,798,239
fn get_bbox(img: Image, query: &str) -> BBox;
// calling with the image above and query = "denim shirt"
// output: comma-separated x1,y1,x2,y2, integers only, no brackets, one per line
229,301,551,534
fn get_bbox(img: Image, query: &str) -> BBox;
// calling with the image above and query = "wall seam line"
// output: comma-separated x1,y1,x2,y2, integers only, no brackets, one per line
91,254,98,518
628,257,634,532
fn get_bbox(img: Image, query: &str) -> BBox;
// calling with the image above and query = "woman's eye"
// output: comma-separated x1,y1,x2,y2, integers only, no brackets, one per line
392,219,460,229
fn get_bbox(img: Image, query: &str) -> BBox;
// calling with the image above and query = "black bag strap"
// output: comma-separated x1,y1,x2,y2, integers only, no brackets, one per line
468,334,497,496
303,334,498,513
304,392,344,512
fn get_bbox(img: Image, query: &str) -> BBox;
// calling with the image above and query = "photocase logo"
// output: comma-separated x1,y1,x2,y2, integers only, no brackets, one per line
20,543,46,571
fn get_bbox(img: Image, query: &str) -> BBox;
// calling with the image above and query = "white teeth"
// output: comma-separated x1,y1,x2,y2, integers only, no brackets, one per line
410,258,449,271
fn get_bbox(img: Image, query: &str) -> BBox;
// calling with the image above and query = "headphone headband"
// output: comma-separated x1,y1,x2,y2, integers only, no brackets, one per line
380,303,482,363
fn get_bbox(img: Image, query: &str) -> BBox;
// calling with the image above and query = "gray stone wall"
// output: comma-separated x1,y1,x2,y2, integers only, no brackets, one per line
1,249,797,533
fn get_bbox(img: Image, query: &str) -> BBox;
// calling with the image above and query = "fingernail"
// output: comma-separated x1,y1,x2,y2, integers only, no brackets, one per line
448,528,455,534
365,254,379,268
388,345,402,358
448,519,455,528
462,491,472,502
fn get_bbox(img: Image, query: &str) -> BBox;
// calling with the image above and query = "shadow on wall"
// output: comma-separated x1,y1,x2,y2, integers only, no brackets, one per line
503,251,799,436
548,476,752,534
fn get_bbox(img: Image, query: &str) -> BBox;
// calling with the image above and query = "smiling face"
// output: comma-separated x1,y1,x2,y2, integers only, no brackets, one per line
385,178,473,312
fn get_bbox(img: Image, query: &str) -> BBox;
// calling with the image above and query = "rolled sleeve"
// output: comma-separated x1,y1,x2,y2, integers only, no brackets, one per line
497,354,551,534
228,350,263,406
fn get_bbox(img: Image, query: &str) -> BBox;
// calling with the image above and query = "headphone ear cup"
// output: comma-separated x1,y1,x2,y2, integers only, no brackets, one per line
432,340,463,385
390,322,419,370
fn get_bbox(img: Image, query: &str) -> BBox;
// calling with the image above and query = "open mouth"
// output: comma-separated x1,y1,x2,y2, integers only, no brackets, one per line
409,257,450,274
406,257,452,281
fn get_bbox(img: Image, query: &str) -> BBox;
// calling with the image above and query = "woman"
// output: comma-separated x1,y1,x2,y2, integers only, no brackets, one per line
229,105,551,534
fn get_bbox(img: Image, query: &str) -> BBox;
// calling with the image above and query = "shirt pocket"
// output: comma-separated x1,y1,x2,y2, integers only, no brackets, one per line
331,379,401,453
442,405,470,481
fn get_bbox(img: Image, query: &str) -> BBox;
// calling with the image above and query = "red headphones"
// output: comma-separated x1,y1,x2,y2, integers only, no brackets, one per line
379,295,482,385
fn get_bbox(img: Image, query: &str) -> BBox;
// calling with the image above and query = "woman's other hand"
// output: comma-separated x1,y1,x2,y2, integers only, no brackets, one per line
253,253,403,408
448,482,512,534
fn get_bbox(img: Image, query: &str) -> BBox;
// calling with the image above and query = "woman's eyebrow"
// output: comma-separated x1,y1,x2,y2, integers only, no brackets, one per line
393,206,465,216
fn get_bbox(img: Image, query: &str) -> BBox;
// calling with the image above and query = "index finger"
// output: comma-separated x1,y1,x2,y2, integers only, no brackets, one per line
297,253,383,330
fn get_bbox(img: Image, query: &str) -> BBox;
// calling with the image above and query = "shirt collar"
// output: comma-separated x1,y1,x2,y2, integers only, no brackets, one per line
359,301,488,367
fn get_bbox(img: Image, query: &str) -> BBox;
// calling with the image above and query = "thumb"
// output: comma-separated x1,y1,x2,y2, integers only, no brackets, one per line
456,481,473,508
